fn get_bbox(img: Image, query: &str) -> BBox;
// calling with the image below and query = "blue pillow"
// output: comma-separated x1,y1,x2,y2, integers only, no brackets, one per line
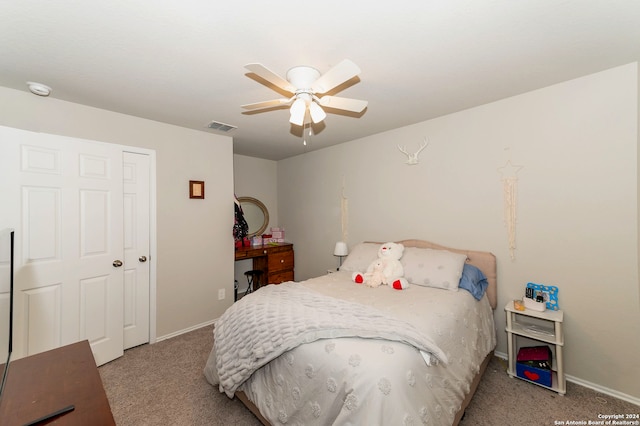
458,263,489,300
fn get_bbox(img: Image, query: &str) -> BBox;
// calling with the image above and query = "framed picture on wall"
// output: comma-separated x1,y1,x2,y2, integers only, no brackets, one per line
189,180,205,199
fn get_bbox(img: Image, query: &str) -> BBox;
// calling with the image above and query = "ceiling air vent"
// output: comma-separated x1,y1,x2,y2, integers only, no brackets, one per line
206,120,237,132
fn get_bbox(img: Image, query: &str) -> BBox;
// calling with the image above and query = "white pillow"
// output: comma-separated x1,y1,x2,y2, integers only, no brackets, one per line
401,248,467,291
339,242,381,272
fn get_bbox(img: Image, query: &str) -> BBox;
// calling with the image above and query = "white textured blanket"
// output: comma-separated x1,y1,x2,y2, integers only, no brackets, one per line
214,281,447,397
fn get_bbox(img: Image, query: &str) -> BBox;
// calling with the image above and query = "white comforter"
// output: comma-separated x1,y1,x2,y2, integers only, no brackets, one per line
214,282,447,397
205,271,496,426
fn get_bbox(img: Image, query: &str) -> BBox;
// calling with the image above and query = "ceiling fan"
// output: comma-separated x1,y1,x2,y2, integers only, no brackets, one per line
241,59,368,126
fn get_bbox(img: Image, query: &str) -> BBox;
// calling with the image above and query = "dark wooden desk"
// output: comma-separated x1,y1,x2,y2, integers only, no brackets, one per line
0,340,115,425
235,242,294,286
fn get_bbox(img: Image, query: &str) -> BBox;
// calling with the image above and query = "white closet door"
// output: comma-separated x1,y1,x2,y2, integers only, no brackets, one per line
123,152,150,349
0,126,124,365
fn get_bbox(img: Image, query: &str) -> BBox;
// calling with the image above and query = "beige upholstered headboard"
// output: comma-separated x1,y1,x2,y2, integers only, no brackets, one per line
394,239,497,309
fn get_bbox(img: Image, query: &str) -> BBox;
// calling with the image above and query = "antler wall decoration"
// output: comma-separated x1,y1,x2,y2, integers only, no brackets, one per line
397,138,430,165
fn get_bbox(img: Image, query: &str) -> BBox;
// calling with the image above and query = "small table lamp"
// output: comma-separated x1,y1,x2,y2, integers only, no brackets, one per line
333,241,349,270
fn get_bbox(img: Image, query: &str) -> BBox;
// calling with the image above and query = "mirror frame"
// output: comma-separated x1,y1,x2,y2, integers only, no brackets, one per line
237,196,269,237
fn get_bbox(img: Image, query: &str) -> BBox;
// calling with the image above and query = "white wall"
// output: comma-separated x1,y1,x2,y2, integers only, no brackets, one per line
0,86,235,338
233,154,278,229
277,63,640,401
232,154,278,287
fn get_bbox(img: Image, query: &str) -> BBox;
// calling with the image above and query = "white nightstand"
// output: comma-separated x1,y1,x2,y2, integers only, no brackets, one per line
505,301,566,394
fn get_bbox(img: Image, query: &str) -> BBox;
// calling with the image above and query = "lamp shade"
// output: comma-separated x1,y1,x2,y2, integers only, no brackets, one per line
333,241,349,257
309,101,327,124
289,98,306,126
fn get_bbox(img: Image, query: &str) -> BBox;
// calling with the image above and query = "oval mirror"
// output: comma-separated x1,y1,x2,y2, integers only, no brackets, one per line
237,197,269,237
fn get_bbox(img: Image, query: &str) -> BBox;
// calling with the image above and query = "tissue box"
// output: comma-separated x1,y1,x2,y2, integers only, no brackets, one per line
270,228,285,239
265,237,285,243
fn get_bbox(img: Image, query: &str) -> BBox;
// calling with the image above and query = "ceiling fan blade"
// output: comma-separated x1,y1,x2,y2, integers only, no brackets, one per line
245,63,295,93
241,98,292,110
311,59,361,94
318,96,368,113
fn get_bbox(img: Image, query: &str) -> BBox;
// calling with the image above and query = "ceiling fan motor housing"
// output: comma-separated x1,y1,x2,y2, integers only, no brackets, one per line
286,66,321,91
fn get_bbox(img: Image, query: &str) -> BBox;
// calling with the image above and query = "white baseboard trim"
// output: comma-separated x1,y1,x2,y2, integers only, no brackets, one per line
565,375,640,407
494,351,640,407
155,318,217,343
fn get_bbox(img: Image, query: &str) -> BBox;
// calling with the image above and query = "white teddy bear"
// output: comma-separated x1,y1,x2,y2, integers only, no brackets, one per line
361,259,386,288
352,242,409,290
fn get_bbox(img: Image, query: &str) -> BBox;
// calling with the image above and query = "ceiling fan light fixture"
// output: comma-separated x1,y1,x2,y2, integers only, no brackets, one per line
243,59,366,129
309,101,327,124
289,98,306,126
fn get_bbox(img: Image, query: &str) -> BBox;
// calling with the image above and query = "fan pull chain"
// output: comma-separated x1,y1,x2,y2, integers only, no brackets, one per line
302,120,313,146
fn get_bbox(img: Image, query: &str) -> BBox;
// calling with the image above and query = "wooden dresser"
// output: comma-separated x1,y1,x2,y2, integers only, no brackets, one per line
0,340,115,425
235,242,294,286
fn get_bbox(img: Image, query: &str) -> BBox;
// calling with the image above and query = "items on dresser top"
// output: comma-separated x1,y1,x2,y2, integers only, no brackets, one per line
525,282,559,310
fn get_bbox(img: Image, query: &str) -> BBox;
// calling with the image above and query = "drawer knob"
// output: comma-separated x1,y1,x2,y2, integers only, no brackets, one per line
281,259,284,263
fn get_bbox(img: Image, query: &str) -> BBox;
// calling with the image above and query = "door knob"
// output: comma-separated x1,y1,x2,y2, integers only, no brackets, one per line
139,255,147,262
113,260,123,267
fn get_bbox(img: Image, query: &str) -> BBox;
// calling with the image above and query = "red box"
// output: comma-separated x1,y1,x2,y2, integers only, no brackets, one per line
517,346,552,369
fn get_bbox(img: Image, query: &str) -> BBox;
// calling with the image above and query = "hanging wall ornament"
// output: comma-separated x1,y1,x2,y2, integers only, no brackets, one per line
497,159,523,260
397,137,430,165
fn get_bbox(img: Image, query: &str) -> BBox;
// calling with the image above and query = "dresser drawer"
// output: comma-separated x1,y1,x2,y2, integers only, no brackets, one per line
268,270,294,284
234,246,267,260
268,249,294,272
234,250,249,259
266,244,290,254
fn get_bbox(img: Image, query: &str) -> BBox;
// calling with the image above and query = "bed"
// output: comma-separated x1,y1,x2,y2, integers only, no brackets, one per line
205,239,497,425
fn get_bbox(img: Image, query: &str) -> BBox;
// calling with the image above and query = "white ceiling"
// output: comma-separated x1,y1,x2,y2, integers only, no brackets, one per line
1,1,639,161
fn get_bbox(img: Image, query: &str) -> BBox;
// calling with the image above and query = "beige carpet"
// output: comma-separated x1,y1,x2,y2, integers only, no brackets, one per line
99,325,638,425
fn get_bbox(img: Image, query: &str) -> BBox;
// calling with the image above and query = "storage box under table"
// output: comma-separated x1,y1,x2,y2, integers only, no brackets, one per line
516,363,552,387
517,345,552,369
516,345,552,387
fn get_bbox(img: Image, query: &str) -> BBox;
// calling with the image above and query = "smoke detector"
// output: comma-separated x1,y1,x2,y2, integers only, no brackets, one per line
27,82,52,97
